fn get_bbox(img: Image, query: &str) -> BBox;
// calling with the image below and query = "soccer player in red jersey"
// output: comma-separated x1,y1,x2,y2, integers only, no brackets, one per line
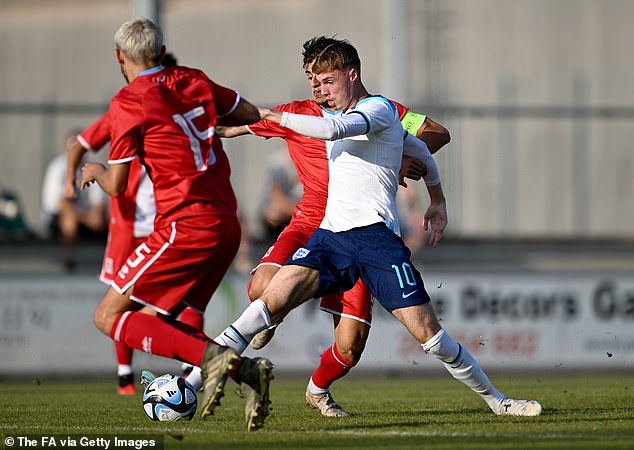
216,36,450,417
80,18,272,431
65,99,205,395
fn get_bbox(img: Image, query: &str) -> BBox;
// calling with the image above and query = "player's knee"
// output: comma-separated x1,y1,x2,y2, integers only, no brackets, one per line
247,279,265,301
249,266,279,301
93,307,112,336
340,348,362,364
336,340,365,364
59,217,78,238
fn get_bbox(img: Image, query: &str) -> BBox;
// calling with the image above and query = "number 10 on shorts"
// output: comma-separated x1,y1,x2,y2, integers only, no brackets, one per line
392,263,417,288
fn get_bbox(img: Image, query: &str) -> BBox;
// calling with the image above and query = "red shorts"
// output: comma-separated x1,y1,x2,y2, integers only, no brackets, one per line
100,230,145,284
253,214,373,325
320,279,373,326
253,224,316,270
112,215,240,316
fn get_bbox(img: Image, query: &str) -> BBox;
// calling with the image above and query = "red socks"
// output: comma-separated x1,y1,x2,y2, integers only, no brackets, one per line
113,307,205,367
178,307,204,330
111,311,206,367
311,344,357,390
114,341,133,366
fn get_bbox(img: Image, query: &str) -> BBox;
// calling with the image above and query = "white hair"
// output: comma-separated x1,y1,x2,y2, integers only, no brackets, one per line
114,18,163,64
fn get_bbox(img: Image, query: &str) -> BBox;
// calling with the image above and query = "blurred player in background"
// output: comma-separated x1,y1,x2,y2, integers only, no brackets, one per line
216,38,542,418
64,53,204,396
217,35,449,417
80,18,272,431
42,129,107,271
257,148,303,243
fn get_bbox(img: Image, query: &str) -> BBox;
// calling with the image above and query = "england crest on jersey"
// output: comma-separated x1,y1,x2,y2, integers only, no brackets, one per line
292,247,310,260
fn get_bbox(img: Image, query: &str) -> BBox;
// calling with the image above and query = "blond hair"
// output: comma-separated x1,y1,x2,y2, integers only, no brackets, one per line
114,18,163,65
312,41,361,75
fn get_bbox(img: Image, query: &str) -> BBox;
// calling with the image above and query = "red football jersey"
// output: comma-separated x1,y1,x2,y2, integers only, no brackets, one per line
80,112,155,238
108,66,239,229
79,112,156,282
248,100,330,224
78,112,111,151
391,100,410,123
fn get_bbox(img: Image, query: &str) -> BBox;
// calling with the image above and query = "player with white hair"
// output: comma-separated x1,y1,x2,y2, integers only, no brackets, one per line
64,53,204,396
81,18,273,431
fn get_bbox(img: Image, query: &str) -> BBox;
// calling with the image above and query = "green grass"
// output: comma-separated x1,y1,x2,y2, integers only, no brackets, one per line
2,374,634,449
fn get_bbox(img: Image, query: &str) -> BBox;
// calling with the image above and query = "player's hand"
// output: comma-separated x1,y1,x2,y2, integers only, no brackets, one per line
258,107,273,119
258,108,283,124
81,163,106,190
63,175,79,200
399,156,427,187
422,200,447,247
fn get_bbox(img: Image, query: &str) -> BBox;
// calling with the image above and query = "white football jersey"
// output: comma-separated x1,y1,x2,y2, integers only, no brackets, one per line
133,167,156,238
321,96,403,234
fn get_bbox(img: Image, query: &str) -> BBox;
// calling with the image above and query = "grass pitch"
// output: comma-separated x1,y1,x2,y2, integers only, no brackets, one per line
2,374,633,449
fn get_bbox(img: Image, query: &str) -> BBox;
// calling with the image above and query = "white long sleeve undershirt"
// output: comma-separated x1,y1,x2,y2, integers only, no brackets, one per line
280,110,368,141
403,132,441,186
280,110,440,186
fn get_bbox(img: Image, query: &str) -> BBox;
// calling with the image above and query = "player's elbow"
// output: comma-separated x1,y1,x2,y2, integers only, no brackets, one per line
440,129,451,146
324,122,345,141
221,99,260,126
241,103,261,124
419,119,451,153
110,187,125,197
324,130,340,141
109,180,128,197
425,129,451,154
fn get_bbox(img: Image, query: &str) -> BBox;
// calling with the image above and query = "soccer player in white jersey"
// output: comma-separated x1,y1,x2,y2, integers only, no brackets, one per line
217,35,447,417
215,40,542,417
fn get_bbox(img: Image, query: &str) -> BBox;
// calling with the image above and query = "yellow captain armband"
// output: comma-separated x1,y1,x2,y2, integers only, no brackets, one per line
401,111,426,136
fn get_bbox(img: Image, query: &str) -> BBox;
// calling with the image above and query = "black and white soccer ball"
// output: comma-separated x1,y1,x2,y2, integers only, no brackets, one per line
142,374,197,421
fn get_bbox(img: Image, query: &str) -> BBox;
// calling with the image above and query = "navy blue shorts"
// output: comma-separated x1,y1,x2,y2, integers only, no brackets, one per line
286,223,430,312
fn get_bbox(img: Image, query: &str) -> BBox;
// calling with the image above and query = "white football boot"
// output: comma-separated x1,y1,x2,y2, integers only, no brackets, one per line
305,386,350,417
492,398,543,416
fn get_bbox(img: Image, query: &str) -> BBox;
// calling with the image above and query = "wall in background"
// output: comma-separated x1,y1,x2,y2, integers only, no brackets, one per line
0,0,632,239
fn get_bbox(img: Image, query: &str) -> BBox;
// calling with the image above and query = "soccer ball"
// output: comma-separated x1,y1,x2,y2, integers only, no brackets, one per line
142,374,197,421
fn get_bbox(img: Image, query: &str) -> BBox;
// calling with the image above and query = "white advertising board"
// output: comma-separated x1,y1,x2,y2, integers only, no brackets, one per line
247,272,634,371
1,272,632,375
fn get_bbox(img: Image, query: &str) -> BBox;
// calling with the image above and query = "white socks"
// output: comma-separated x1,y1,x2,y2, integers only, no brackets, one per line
423,329,505,410
117,364,132,377
307,377,329,395
214,299,272,354
185,366,203,391
187,300,271,392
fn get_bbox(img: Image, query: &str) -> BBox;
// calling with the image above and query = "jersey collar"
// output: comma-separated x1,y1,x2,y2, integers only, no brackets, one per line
138,65,164,77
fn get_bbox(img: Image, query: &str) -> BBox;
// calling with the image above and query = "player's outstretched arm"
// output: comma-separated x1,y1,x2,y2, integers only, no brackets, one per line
259,108,368,141
216,125,250,138
81,162,130,197
258,108,283,123
417,116,450,154
402,110,450,154
218,98,260,127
